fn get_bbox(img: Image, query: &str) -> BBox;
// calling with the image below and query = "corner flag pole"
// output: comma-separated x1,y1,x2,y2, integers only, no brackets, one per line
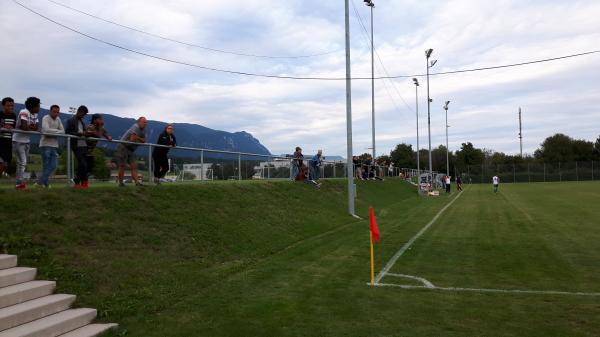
370,233,375,286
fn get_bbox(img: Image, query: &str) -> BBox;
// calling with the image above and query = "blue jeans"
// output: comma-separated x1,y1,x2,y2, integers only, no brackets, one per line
39,147,58,186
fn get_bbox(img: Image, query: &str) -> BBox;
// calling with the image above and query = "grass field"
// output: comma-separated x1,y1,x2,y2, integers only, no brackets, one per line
1,180,599,336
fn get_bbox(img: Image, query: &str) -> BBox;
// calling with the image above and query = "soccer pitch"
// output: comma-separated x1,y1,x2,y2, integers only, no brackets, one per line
3,180,599,336
375,183,600,297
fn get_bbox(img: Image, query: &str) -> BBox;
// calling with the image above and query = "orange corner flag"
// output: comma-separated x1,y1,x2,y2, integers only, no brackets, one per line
369,207,380,243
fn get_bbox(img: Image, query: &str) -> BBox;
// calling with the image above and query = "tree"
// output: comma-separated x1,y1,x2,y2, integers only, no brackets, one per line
594,136,600,160
535,133,594,163
390,143,414,168
455,142,484,167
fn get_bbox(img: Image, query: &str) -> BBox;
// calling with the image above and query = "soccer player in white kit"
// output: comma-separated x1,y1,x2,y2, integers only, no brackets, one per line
492,175,499,193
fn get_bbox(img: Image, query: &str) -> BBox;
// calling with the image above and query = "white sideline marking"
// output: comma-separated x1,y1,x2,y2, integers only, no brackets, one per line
373,283,600,297
374,191,465,284
385,273,435,288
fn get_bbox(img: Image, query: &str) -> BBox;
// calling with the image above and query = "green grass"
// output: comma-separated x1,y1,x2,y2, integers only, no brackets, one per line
1,180,599,336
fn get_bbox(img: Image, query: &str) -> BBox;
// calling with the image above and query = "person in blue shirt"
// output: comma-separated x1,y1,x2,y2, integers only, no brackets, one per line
310,150,324,182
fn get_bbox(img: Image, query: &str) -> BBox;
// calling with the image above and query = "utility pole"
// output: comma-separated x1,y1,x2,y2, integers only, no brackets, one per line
518,107,523,157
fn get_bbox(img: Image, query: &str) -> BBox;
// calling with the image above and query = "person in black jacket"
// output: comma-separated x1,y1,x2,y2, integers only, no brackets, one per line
152,124,176,184
65,106,89,188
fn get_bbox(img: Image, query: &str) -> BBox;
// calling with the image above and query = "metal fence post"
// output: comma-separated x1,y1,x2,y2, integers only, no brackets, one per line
481,163,484,184
576,161,578,182
148,144,152,183
593,161,595,181
527,163,530,183
200,150,204,181
333,163,336,178
513,163,516,183
238,153,242,180
559,162,562,182
66,139,71,186
543,163,546,182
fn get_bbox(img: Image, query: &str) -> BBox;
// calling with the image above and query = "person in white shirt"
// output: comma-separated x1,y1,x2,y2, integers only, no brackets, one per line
13,97,40,189
445,175,451,193
38,105,64,187
492,175,499,193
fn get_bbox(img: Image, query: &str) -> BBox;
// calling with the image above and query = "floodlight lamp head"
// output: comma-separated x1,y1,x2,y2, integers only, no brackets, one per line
364,0,375,7
425,49,433,58
413,78,419,86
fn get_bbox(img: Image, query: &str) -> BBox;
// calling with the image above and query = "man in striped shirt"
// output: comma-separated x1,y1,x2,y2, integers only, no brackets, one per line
0,97,16,177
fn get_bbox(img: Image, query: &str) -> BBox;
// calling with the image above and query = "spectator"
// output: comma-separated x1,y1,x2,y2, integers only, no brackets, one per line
310,149,324,182
388,162,394,177
66,105,89,188
13,97,40,190
353,156,363,180
152,124,176,185
116,117,147,187
37,105,64,188
456,176,463,191
0,97,16,177
292,147,303,181
493,175,499,193
85,114,112,184
445,175,451,193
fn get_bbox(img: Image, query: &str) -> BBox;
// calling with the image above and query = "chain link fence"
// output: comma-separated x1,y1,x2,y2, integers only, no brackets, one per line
457,161,600,184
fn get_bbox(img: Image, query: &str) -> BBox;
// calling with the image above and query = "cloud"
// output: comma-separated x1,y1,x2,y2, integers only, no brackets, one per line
0,0,598,157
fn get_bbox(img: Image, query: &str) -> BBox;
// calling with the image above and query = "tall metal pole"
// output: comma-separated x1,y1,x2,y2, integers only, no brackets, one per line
370,4,376,161
426,53,433,189
345,0,355,216
414,80,420,179
519,107,523,157
444,104,449,175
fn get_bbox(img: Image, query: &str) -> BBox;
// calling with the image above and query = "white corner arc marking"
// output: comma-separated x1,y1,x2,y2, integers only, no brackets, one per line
374,191,464,284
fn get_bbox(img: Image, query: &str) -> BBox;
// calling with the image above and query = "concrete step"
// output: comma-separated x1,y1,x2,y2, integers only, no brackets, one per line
0,308,96,337
0,269,37,289
0,257,17,271
0,294,76,332
58,324,118,337
0,282,56,310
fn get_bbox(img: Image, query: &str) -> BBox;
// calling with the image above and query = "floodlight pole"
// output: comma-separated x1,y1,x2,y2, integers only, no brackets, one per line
444,101,450,176
344,0,355,216
368,1,376,161
413,78,420,184
426,50,434,189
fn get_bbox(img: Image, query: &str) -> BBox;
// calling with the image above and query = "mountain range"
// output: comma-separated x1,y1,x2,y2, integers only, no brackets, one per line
12,104,271,156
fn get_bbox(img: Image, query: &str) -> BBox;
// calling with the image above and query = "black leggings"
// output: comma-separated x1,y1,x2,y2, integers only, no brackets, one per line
153,154,169,179
73,147,88,184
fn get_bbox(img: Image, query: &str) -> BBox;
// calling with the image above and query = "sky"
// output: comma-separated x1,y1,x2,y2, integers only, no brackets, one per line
1,0,599,157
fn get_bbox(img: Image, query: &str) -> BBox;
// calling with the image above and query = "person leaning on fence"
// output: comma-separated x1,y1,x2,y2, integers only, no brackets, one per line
152,123,176,185
66,105,90,188
291,146,303,181
0,97,16,177
116,117,147,187
310,150,324,183
445,175,451,193
85,114,112,185
37,105,64,188
13,97,40,190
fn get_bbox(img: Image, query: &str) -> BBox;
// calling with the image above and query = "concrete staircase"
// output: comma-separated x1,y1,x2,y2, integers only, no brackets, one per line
0,254,117,337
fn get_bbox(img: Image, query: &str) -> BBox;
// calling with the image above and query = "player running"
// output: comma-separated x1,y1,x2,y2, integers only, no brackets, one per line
492,175,499,193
